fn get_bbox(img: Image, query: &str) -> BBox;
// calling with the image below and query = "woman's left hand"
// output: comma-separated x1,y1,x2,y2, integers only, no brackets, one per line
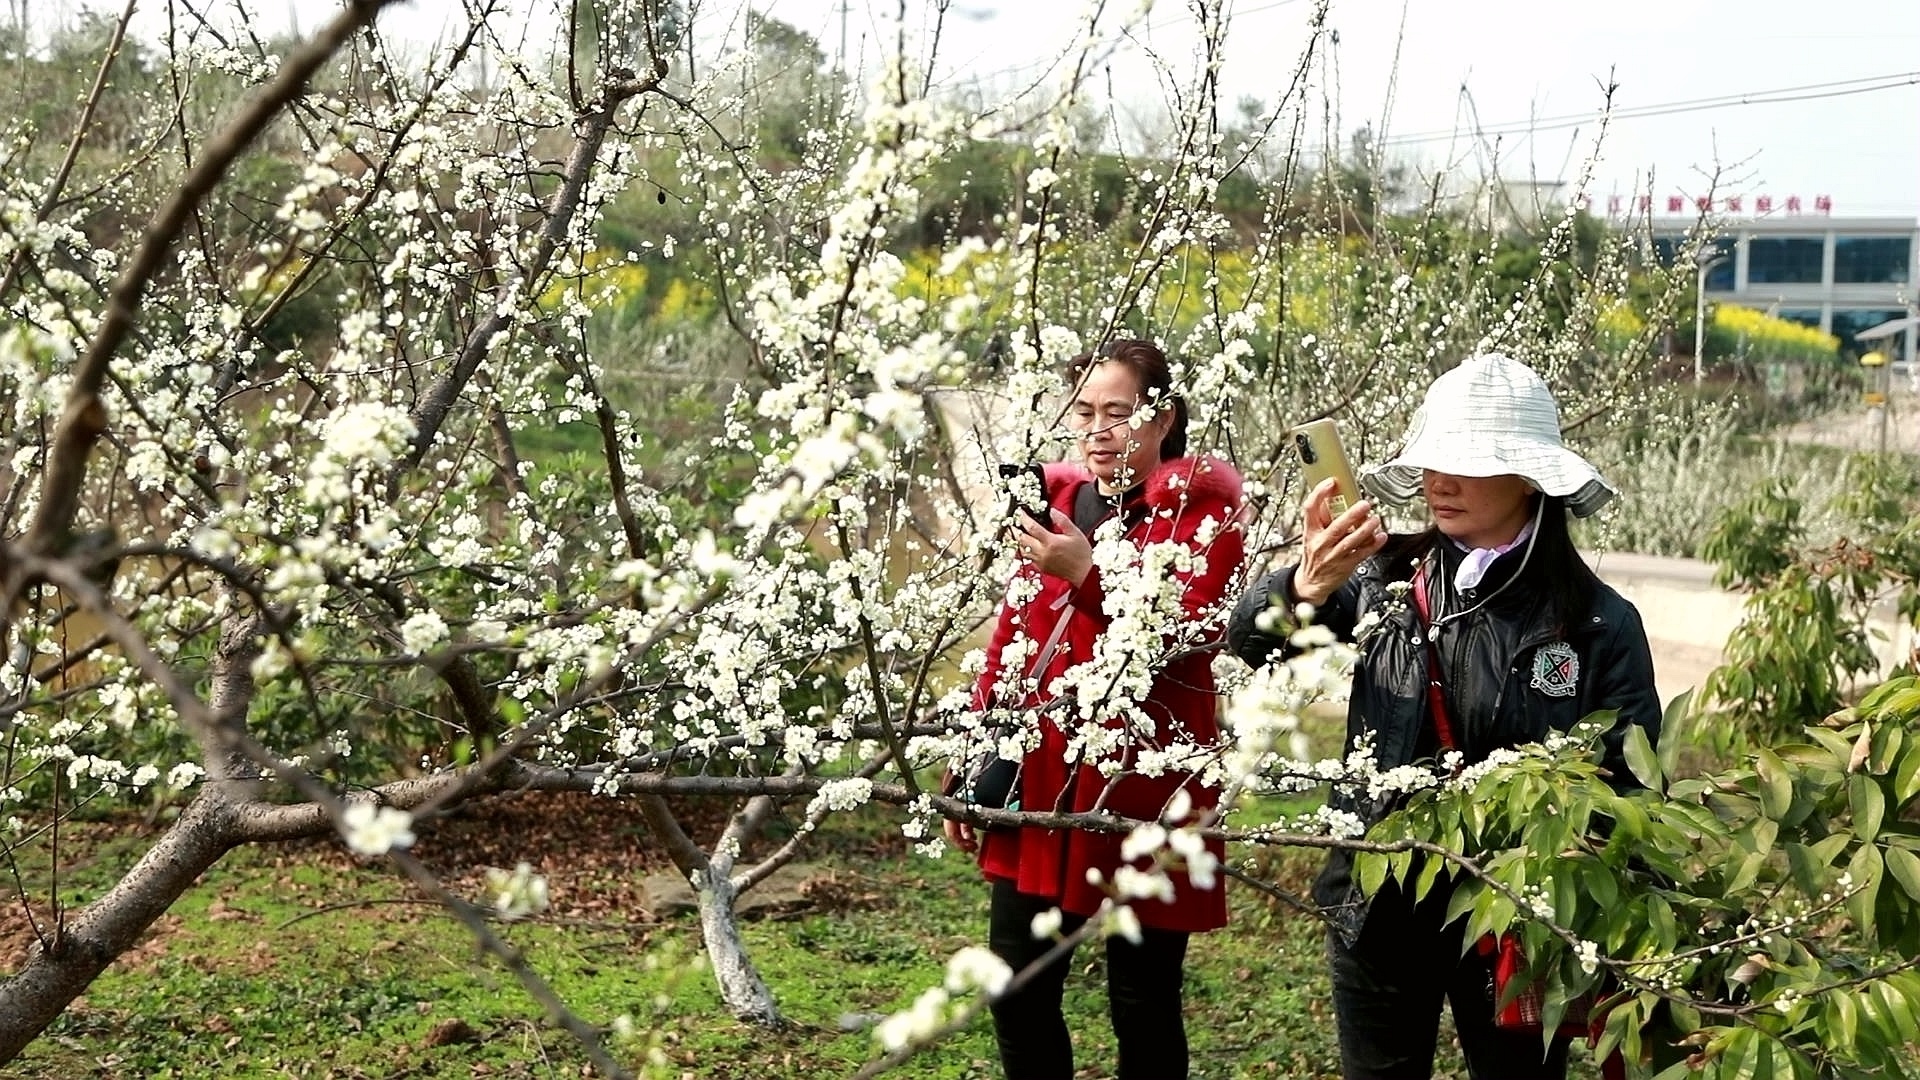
1013,509,1092,586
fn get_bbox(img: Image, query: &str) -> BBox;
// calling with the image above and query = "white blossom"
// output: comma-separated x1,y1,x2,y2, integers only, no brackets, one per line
1030,907,1063,939
809,777,875,814
874,987,949,1051
943,946,1012,998
400,611,449,655
340,804,416,856
483,862,552,920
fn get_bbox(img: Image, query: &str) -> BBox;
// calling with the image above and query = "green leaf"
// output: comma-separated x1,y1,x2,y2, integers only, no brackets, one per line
1829,988,1859,1052
1412,850,1446,902
1806,727,1857,763
1658,689,1693,779
1755,749,1794,820
1809,832,1854,867
1667,999,1701,1035
1725,1027,1759,1080
1539,996,1569,1049
1857,676,1913,713
1388,849,1415,887
1581,860,1618,912
1847,843,1884,942
1871,724,1906,776
1872,979,1920,1041
1745,1031,1774,1080
1647,896,1678,952
1861,681,1920,719
1462,887,1497,944
1355,852,1387,899
1893,742,1920,806
1623,723,1662,793
1850,773,1887,842
1609,797,1649,848
1887,846,1920,902
1723,850,1765,896
498,696,527,726
1786,842,1828,896
1704,790,1760,825
1444,881,1480,927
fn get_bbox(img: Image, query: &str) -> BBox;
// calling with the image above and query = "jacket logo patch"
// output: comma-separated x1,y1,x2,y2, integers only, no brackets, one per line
1531,642,1579,698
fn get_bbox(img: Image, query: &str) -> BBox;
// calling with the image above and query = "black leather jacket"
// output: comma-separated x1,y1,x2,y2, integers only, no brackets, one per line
1227,536,1661,942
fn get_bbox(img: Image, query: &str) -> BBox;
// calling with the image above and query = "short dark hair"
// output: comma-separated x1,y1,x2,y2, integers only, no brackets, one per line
1067,338,1190,460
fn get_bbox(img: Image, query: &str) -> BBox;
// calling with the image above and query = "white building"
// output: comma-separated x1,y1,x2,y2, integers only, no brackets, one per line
1651,215,1919,365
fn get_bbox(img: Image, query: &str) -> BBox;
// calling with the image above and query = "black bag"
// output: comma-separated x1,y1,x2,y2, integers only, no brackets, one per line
945,751,1021,810
945,589,1070,814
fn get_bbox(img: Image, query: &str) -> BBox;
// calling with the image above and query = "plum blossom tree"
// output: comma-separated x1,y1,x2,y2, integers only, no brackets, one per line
17,0,1907,1075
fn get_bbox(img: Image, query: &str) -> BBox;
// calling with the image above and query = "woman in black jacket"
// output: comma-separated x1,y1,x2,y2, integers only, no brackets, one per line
1228,353,1660,1080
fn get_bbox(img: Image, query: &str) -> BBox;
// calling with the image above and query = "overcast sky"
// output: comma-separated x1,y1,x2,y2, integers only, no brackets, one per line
701,0,1920,221
70,0,1920,220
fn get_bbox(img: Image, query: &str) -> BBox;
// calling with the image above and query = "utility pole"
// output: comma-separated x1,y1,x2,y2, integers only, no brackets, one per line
1694,250,1731,386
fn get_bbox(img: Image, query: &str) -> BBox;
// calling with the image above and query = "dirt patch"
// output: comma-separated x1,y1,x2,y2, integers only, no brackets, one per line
1,791,885,966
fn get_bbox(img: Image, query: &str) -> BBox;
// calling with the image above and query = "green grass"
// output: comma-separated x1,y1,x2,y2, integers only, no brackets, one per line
6,796,1613,1080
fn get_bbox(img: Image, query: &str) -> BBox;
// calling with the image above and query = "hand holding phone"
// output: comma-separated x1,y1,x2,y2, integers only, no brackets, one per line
1290,418,1384,606
997,462,1053,530
1290,419,1361,514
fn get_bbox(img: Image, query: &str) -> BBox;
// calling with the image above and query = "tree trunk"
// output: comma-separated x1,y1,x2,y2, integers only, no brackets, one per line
694,869,782,1028
0,795,236,1063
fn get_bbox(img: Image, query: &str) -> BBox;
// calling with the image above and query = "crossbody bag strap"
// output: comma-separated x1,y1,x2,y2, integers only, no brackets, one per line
1411,567,1459,753
1030,589,1076,677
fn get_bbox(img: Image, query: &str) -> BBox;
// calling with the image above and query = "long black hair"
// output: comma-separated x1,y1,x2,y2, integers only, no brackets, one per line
1377,494,1598,630
1067,338,1189,461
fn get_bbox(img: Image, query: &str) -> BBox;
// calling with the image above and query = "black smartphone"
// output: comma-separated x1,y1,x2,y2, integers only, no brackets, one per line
997,462,1053,528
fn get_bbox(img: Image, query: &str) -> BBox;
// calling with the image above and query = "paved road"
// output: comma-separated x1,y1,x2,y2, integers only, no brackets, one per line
1588,552,1732,710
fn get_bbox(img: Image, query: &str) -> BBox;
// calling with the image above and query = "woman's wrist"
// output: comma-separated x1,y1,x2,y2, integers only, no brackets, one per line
1288,572,1327,609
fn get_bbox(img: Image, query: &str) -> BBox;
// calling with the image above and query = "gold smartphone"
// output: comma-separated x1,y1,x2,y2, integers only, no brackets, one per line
1290,418,1361,514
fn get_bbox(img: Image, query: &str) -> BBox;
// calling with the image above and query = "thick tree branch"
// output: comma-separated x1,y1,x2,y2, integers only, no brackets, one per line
398,57,669,477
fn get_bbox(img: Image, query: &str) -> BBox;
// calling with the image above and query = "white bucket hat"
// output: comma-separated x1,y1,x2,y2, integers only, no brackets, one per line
1358,352,1617,518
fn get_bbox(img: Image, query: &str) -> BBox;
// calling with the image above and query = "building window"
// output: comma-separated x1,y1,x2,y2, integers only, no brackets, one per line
1832,236,1910,284
1831,309,1911,354
1776,308,1824,329
1747,237,1824,285
1650,236,1735,289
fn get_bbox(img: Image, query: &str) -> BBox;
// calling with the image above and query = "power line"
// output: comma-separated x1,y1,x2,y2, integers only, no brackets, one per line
1377,71,1920,147
929,5,1918,152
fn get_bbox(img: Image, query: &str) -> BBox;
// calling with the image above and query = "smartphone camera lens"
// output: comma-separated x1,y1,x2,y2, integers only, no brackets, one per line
1294,432,1317,464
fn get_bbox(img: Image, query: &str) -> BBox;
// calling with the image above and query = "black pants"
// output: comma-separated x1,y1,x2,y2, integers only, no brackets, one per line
1328,881,1570,1080
985,878,1192,1080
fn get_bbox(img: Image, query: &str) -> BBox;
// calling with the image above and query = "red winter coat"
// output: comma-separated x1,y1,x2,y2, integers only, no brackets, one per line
974,455,1246,933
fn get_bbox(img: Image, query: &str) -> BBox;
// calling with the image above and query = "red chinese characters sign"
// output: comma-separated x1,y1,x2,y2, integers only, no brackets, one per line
1613,194,1834,218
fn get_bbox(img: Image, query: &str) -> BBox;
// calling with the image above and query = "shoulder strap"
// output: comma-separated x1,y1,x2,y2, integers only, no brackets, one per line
1412,567,1459,752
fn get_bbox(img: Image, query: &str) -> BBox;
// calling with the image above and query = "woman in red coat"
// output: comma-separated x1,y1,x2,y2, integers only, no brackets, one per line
945,338,1246,1080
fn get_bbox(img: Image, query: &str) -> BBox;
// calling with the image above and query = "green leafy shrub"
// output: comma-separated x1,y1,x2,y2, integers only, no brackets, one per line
1694,457,1920,750
1358,678,1920,1077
